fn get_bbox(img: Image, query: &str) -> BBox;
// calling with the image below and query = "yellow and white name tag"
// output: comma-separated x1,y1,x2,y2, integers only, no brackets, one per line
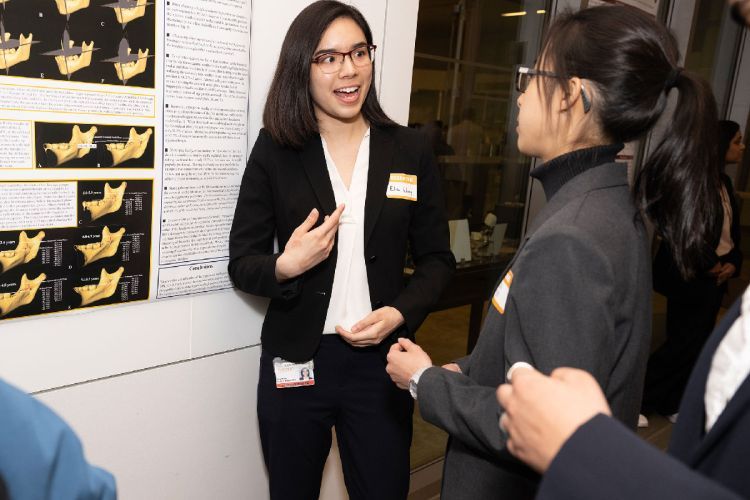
273,358,315,388
386,173,417,201
491,270,514,314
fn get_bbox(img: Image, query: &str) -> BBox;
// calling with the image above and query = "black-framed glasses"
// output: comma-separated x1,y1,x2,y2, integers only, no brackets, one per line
312,44,376,74
515,66,563,93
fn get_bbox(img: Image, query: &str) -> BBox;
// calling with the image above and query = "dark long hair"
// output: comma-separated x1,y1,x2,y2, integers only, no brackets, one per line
718,120,741,168
538,6,721,280
263,0,395,149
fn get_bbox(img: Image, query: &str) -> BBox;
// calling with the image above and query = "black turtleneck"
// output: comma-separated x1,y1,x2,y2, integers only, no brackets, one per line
530,143,624,200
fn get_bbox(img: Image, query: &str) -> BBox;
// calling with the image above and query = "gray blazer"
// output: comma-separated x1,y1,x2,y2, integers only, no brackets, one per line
418,162,652,499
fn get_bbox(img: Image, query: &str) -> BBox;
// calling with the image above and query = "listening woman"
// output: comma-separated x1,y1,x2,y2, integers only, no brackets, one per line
386,5,722,498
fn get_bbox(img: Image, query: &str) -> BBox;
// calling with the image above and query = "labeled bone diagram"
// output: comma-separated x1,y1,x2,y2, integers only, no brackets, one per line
54,0,90,17
43,125,97,166
75,226,125,266
0,273,46,316
0,21,36,72
104,0,152,26
107,128,152,166
43,30,96,77
75,266,123,306
104,38,151,84
0,231,45,273
82,181,127,221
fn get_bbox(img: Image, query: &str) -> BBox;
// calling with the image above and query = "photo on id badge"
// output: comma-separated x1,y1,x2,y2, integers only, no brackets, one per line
273,358,315,388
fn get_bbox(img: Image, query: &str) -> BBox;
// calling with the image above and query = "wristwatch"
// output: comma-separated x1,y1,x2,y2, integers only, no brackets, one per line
408,366,431,400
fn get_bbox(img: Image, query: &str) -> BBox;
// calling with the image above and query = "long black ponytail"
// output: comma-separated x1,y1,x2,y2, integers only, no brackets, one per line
539,5,721,279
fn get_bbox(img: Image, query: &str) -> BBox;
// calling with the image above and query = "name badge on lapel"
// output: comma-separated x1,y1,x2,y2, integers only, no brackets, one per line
492,270,514,314
273,358,315,388
386,173,417,201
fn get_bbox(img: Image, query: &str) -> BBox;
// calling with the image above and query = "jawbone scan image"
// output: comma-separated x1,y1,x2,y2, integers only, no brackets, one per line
44,30,96,77
104,0,152,26
104,39,151,84
107,128,152,166
0,231,45,273
74,266,124,306
0,273,46,316
0,31,34,71
54,0,90,16
43,125,98,166
55,40,94,75
82,181,127,221
75,226,125,266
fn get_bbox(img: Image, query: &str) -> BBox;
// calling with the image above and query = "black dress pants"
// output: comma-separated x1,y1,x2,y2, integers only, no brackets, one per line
257,335,413,500
642,281,725,415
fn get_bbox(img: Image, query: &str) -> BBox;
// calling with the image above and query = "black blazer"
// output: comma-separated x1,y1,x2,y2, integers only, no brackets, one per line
654,173,742,299
228,124,455,362
537,296,750,499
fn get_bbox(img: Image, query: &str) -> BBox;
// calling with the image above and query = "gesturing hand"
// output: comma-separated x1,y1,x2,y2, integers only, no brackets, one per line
275,204,345,281
337,306,405,347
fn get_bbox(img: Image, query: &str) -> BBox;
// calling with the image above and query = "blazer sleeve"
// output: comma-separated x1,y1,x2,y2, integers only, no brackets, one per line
418,367,508,457
537,414,743,500
228,130,301,300
507,226,619,381
417,226,619,457
391,133,455,334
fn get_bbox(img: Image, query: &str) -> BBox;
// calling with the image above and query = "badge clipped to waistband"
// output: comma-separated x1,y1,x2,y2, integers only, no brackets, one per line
273,358,315,388
386,173,417,201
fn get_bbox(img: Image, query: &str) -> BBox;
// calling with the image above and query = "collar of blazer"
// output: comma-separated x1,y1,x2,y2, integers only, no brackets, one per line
298,124,396,246
668,298,750,465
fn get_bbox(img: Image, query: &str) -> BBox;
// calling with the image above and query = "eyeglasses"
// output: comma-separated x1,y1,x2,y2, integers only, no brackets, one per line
312,44,376,74
515,66,563,93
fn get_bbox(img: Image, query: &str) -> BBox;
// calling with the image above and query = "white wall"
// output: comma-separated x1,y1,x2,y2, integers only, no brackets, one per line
0,1,418,498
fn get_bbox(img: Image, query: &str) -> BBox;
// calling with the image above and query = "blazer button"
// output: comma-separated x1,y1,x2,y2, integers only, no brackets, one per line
373,300,384,308
315,291,327,296
368,255,377,263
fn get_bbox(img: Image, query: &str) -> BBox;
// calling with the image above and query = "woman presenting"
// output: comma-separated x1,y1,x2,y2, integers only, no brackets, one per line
228,2,454,498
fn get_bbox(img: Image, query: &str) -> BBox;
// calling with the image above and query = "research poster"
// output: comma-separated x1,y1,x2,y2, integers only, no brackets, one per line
0,0,251,320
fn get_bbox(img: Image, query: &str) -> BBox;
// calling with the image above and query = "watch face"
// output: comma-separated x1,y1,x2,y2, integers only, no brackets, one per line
408,378,418,399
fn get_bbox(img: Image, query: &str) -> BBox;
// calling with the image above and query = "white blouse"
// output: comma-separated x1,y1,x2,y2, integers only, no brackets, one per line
321,129,373,334
704,286,750,432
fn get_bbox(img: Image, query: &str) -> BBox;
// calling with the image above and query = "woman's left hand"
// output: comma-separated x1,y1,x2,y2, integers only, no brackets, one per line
337,306,405,347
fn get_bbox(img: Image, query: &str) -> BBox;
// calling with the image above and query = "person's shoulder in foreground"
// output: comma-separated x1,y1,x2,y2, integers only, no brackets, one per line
0,378,116,500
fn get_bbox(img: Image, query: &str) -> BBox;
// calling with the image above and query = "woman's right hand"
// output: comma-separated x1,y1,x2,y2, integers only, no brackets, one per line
275,204,345,281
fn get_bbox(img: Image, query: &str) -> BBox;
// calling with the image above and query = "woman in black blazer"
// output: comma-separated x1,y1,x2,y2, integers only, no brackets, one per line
228,2,454,498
